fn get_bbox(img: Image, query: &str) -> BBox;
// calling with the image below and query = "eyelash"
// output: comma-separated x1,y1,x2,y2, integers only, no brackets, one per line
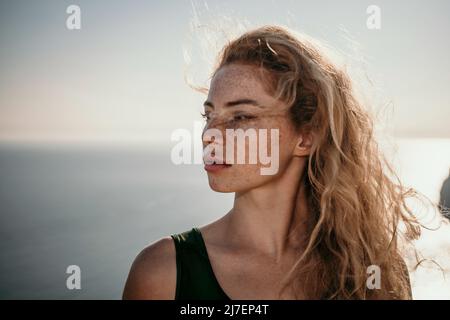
235,114,254,121
200,112,209,120
200,112,256,122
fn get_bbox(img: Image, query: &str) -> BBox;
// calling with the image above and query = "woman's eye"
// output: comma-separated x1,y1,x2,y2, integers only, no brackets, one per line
200,112,255,125
233,114,255,122
200,112,210,121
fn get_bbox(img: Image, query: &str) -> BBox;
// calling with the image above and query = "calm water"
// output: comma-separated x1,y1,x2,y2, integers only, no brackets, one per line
0,139,449,299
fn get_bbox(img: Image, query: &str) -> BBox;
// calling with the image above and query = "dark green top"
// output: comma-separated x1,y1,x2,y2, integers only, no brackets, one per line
170,227,231,300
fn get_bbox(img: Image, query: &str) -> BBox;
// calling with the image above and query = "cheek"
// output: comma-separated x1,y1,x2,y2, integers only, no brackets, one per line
258,118,297,168
206,120,296,192
228,118,296,162
276,124,298,164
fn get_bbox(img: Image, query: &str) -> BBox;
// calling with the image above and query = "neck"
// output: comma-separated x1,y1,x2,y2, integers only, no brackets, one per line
226,158,310,261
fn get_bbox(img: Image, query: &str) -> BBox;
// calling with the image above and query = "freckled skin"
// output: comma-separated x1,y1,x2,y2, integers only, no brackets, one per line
203,63,300,193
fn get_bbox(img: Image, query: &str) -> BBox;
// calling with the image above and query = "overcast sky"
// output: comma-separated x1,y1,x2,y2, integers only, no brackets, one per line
0,0,449,143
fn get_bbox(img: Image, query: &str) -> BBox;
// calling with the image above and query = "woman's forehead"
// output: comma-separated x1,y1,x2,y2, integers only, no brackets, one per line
208,64,275,105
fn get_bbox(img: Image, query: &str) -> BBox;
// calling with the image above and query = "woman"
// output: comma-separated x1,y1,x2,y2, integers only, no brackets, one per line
123,25,421,300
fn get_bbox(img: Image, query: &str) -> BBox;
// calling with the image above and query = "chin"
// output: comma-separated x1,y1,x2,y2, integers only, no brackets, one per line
207,178,236,193
207,175,266,193
205,165,274,193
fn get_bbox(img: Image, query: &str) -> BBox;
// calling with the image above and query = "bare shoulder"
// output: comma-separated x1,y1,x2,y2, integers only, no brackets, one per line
122,236,176,300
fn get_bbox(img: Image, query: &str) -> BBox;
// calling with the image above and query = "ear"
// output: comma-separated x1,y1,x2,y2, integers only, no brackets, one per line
293,132,313,157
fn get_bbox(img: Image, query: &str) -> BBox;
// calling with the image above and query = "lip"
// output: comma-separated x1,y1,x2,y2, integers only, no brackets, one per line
204,163,232,172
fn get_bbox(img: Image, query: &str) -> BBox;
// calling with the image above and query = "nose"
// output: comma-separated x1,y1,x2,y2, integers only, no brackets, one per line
202,116,226,145
202,126,220,147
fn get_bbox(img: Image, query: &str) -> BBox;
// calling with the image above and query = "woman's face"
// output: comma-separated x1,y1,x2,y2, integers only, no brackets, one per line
202,63,303,193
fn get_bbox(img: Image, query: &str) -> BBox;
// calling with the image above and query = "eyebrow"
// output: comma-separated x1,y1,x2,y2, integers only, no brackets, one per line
203,98,264,109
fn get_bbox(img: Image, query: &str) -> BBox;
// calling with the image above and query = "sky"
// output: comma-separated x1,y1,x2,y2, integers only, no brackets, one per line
0,0,449,144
